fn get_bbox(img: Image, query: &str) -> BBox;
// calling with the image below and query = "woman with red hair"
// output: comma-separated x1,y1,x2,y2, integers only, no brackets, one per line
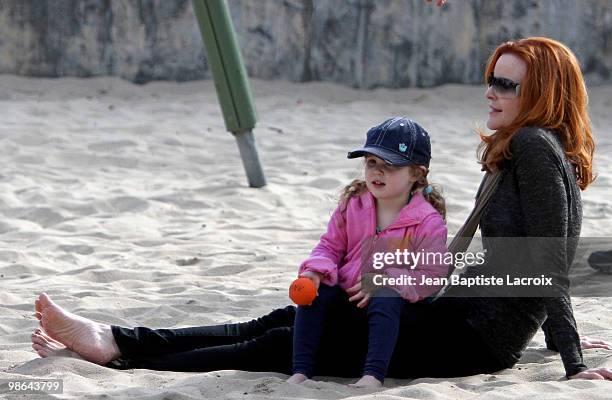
31,37,612,383
479,37,594,189
463,36,606,380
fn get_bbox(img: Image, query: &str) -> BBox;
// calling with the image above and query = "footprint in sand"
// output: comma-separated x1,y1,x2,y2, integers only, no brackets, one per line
108,196,149,213
87,140,138,152
57,244,95,255
79,268,149,284
5,207,66,228
10,133,52,147
0,221,16,234
175,257,200,266
199,264,253,276
13,155,46,165
308,177,343,190
152,194,212,210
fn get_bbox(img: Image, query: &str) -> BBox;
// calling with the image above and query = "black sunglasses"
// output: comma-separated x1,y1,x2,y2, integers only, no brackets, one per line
487,74,521,98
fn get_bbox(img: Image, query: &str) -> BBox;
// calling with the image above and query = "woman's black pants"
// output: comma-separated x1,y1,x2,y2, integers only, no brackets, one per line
108,296,508,379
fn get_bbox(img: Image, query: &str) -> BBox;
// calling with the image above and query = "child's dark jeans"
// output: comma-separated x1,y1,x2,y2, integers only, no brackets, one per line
292,284,405,383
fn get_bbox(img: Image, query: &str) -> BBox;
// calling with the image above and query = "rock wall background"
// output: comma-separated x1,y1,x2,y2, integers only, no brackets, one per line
0,0,610,88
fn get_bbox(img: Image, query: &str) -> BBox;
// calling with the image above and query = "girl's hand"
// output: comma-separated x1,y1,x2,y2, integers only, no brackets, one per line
347,280,371,308
580,335,612,350
299,271,322,291
569,367,612,380
347,274,379,308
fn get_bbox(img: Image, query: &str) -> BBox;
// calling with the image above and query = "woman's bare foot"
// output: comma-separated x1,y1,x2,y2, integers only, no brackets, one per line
286,373,308,384
31,327,84,359
349,375,382,388
34,293,122,365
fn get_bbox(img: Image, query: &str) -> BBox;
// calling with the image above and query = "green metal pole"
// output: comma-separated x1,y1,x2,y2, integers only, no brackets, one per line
191,0,266,188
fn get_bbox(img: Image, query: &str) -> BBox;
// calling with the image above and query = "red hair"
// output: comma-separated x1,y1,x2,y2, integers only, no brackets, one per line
478,37,595,190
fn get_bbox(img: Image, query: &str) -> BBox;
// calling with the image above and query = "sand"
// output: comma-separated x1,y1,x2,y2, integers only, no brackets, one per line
0,75,611,399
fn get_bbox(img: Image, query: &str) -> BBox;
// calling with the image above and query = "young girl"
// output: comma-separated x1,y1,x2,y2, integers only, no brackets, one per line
288,117,450,387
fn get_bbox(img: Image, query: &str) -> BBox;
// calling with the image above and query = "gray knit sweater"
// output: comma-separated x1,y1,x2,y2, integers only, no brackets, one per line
464,126,587,377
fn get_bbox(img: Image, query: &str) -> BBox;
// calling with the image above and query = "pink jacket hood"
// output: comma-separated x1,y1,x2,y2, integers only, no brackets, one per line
298,190,449,302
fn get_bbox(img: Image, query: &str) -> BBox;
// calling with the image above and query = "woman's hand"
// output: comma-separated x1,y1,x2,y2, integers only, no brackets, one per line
569,368,612,380
299,271,322,291
426,0,447,6
580,335,612,350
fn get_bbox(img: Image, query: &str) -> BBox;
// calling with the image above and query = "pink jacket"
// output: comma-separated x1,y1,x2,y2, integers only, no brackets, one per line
298,190,449,302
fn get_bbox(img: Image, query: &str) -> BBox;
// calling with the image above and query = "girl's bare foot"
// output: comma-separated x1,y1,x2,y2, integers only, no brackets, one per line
286,373,308,384
31,327,84,360
34,293,122,365
349,375,382,388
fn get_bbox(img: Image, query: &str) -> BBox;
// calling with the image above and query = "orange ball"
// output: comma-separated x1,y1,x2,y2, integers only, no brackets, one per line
289,277,317,306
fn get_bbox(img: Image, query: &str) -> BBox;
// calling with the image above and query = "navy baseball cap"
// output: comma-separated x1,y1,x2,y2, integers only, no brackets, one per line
347,117,431,167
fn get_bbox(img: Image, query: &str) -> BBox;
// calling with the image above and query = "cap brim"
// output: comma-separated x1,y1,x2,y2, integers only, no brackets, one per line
347,147,412,166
